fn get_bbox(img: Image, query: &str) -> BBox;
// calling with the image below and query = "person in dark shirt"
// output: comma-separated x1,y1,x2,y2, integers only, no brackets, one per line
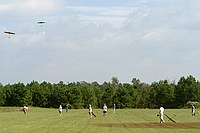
191,104,195,116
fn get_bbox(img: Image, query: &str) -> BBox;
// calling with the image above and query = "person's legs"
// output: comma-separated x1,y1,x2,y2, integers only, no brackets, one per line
103,111,107,116
59,111,62,116
160,115,165,123
89,112,92,117
23,109,27,115
192,110,195,116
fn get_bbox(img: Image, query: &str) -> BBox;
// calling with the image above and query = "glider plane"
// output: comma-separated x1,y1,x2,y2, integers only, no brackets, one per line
37,21,45,26
4,31,15,38
4,31,15,35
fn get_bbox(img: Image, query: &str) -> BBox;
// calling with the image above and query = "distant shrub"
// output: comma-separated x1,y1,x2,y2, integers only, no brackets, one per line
185,101,200,108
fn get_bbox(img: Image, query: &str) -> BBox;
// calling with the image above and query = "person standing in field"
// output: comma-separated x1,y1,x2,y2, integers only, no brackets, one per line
88,104,93,117
191,104,195,116
113,104,116,113
159,104,165,123
23,105,28,115
88,104,96,117
58,105,62,116
103,103,108,116
66,104,69,112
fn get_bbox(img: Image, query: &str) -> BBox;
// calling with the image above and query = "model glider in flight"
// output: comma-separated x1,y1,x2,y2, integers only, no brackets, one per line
4,31,15,38
4,31,15,35
37,21,45,26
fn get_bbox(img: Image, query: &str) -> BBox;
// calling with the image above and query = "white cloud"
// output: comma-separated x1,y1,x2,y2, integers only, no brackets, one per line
143,27,168,43
20,0,62,15
0,4,10,12
0,0,65,18
65,6,138,28
25,31,46,46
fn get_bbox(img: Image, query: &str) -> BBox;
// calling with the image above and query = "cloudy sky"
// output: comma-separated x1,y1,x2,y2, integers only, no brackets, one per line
1,0,200,85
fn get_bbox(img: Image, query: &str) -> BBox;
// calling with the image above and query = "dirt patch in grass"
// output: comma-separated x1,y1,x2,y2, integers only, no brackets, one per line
95,122,200,129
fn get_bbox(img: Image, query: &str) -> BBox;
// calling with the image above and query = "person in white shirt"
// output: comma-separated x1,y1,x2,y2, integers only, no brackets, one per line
88,104,93,117
159,104,165,123
88,104,96,117
23,105,28,115
103,103,108,116
58,105,62,116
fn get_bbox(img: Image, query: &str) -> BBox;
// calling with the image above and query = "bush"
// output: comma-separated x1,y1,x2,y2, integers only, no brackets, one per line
185,101,200,108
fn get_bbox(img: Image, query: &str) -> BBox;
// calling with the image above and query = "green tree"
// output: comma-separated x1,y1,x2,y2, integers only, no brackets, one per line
4,82,31,106
79,81,97,108
30,81,53,107
116,83,133,108
50,81,68,108
28,81,40,107
68,82,83,109
101,81,116,108
92,82,103,108
175,75,200,108
0,83,6,106
135,83,151,108
149,80,175,108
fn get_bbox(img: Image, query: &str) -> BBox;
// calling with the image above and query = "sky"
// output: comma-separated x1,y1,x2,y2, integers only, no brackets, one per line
1,0,200,85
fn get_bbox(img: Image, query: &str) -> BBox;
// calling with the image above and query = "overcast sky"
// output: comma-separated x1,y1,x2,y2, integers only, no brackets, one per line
1,0,200,85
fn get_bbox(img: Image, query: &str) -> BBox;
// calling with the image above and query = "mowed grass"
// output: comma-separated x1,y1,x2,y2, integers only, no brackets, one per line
0,107,199,133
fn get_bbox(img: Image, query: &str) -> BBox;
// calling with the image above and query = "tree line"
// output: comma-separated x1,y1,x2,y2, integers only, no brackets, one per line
0,75,200,109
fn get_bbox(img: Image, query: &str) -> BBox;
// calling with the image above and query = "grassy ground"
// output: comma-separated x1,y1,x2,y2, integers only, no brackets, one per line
0,107,199,133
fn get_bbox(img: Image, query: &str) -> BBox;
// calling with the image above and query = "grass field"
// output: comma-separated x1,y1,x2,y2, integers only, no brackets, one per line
0,107,199,133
